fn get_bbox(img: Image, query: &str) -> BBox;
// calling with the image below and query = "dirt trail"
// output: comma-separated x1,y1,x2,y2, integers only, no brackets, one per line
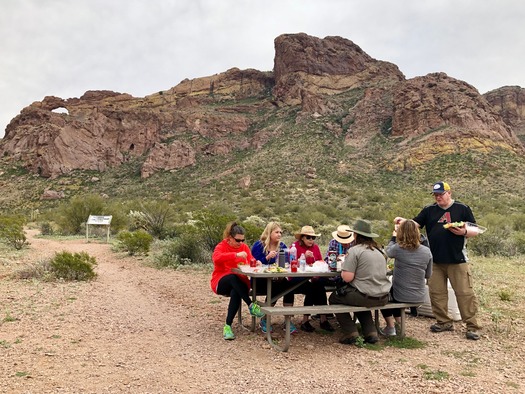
1,231,524,393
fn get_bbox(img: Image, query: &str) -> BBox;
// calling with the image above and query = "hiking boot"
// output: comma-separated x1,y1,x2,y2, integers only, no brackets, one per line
339,334,359,345
320,320,335,332
364,335,379,344
249,302,265,318
430,322,454,333
381,326,397,336
300,321,315,332
223,324,235,340
466,330,480,340
259,319,273,334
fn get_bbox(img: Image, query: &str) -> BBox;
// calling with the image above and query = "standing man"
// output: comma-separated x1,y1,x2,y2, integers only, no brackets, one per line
395,181,482,340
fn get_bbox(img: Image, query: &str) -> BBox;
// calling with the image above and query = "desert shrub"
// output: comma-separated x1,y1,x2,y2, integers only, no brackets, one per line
469,229,525,257
49,251,97,281
154,232,211,268
0,215,28,250
128,201,175,239
39,221,54,236
511,213,525,232
55,194,105,234
117,229,153,255
192,209,236,250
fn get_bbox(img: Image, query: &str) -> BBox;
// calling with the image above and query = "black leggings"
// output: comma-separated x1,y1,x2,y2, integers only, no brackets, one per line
217,274,252,326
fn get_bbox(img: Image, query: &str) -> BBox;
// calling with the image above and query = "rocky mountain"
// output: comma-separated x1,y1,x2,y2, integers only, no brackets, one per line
0,33,523,179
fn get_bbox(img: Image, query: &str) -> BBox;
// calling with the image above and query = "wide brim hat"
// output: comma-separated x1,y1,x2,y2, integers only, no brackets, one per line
294,225,321,239
349,219,379,238
332,225,354,244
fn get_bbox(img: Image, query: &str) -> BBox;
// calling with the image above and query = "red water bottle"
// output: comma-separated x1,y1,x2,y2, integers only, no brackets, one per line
290,260,298,272
250,257,256,268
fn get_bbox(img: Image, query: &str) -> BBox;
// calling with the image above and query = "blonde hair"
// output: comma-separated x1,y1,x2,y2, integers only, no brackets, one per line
397,219,421,250
260,221,281,253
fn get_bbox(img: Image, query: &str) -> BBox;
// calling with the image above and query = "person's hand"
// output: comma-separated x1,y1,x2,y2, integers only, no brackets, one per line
305,250,314,258
448,225,468,237
236,251,247,259
394,217,405,225
256,260,263,267
267,251,277,260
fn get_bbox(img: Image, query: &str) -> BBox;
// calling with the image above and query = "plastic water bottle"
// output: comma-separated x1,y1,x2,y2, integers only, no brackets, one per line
299,253,306,272
289,244,297,262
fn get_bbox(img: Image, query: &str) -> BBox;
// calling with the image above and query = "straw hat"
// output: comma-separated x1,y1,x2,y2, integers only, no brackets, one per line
332,225,354,244
294,225,321,239
349,219,379,238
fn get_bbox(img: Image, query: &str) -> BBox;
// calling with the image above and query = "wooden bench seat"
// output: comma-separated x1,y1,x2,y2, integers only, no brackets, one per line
259,302,420,352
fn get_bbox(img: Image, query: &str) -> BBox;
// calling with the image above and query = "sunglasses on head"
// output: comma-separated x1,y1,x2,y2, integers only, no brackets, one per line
233,237,245,243
304,235,316,240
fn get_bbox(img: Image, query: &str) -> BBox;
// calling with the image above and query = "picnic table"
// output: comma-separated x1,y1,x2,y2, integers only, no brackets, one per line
232,265,420,351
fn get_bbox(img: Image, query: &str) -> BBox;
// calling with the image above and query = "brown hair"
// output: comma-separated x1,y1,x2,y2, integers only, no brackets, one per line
354,233,381,250
223,221,245,240
397,219,420,250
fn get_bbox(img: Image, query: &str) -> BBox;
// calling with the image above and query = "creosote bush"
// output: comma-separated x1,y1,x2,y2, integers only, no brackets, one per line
117,229,153,255
50,251,97,280
0,215,28,250
17,251,97,281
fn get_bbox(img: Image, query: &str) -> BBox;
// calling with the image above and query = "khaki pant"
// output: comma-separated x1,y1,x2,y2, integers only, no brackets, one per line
428,263,481,331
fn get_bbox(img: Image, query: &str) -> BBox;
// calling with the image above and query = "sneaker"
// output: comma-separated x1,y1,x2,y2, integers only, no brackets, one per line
223,324,235,340
430,322,454,333
466,330,480,340
288,322,298,334
249,302,265,318
320,320,335,332
364,335,379,344
311,314,321,321
300,321,315,332
382,326,397,336
259,319,273,333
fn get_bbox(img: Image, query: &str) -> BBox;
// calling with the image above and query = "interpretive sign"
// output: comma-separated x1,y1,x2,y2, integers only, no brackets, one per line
86,215,113,242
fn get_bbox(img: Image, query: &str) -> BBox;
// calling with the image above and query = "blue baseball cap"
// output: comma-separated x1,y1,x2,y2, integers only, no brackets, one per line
431,181,451,194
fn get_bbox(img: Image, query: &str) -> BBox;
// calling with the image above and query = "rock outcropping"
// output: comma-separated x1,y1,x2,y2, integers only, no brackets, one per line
0,33,522,178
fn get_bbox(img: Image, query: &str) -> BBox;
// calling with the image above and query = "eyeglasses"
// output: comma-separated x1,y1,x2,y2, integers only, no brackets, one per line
432,192,446,197
233,238,245,243
304,235,316,240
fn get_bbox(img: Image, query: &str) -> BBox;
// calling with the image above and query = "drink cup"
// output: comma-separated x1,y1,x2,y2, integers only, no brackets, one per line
250,257,256,268
290,260,298,272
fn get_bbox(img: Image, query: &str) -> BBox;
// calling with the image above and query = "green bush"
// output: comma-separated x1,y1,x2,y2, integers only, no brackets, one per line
191,208,236,250
154,232,211,268
40,221,54,236
49,251,97,281
55,194,105,234
0,215,28,250
117,229,153,255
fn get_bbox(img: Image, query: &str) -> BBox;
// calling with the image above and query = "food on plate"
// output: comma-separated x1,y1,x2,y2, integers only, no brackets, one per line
443,221,465,229
264,265,287,273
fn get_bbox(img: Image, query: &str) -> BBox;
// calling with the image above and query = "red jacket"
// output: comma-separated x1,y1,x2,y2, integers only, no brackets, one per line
210,239,252,293
291,241,322,265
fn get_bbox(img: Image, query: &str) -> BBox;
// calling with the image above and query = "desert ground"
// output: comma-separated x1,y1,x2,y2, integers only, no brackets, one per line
1,230,524,393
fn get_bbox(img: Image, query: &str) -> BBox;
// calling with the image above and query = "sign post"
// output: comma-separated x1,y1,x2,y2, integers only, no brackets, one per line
86,215,113,243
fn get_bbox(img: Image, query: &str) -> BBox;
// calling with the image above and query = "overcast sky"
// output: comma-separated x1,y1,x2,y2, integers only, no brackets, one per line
1,0,524,138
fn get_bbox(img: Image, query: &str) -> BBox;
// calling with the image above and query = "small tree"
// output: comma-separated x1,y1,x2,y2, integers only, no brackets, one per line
0,215,28,250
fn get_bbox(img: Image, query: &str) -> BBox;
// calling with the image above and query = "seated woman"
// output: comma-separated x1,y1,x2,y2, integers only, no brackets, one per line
329,219,391,345
251,221,298,334
381,219,433,335
210,221,265,340
325,224,354,263
289,226,335,332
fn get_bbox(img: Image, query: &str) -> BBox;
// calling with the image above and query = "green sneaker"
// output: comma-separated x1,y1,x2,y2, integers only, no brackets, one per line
223,324,235,340
249,302,265,318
